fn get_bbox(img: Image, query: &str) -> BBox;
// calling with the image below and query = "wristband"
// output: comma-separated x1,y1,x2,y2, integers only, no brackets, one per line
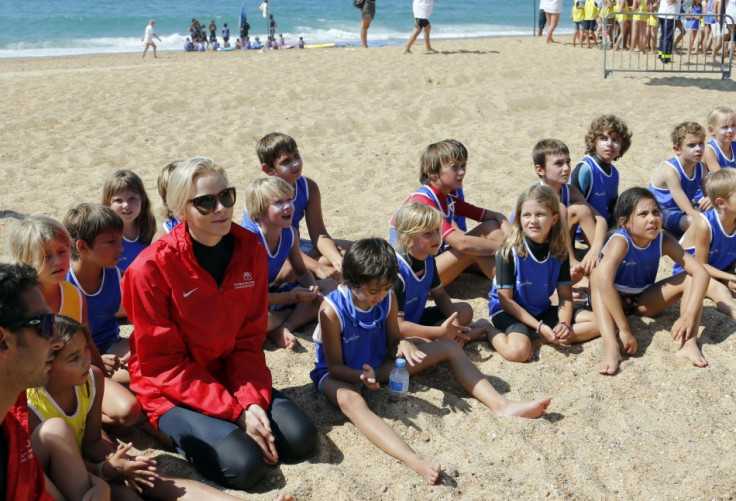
536,320,544,334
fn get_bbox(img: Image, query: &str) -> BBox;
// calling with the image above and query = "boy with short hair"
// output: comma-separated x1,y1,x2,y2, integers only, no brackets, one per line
674,168,736,320
533,138,607,276
63,203,129,382
649,121,710,236
242,132,350,282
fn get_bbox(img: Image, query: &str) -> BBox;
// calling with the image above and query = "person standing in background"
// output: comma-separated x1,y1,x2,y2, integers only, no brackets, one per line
141,19,161,58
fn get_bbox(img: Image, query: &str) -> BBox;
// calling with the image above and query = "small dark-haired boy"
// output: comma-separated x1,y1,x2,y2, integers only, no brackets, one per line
674,168,736,320
311,238,550,484
64,203,129,383
242,132,350,282
570,115,633,228
534,138,607,276
649,121,710,236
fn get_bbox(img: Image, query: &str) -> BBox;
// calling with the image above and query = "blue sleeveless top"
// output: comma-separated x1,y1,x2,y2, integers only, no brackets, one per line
310,286,390,385
488,241,564,317
240,176,309,237
580,155,620,222
673,209,736,274
118,234,148,272
66,267,121,349
649,156,704,212
396,252,434,323
606,229,662,294
242,219,294,284
706,139,736,169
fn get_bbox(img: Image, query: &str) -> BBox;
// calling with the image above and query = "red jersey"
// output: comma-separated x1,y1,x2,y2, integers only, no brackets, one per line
396,184,485,240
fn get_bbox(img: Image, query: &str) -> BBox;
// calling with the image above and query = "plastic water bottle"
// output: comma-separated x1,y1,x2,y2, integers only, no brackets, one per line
388,358,409,402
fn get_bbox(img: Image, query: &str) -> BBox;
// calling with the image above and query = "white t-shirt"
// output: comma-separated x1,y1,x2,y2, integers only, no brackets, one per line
726,0,736,25
413,0,435,19
143,24,155,43
658,0,682,17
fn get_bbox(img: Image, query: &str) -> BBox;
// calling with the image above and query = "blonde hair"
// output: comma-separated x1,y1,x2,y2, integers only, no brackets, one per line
244,176,294,221
706,168,736,205
419,139,468,185
393,202,442,254
6,215,71,271
671,121,706,147
166,157,227,220
499,185,567,261
157,160,181,220
706,106,736,129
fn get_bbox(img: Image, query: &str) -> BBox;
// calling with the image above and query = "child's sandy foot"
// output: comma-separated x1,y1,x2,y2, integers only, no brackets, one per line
467,319,491,342
407,458,442,485
498,397,551,419
676,342,708,367
267,326,298,350
597,349,621,375
619,331,638,355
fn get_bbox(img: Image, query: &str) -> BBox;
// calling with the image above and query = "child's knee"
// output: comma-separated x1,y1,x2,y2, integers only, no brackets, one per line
503,344,533,363
455,302,474,325
38,417,76,445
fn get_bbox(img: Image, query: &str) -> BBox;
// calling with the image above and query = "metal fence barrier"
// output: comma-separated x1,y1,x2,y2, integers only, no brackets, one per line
602,11,733,79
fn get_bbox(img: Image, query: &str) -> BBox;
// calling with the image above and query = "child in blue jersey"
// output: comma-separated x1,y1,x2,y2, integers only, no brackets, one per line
311,238,551,484
392,202,489,344
590,187,710,375
570,115,633,227
63,203,130,383
674,169,736,321
390,139,509,286
243,177,337,350
243,132,350,282
152,160,182,243
488,185,597,363
534,139,607,277
649,121,710,236
102,170,156,272
703,106,736,174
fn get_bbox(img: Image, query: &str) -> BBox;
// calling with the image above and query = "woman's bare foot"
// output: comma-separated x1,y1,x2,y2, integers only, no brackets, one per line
619,330,638,355
597,348,621,375
408,458,442,485
267,326,298,350
676,342,708,367
498,397,551,418
403,48,412,54
426,48,438,54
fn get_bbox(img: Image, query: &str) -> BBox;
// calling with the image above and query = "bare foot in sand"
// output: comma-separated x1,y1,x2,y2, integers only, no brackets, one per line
426,48,438,54
408,458,442,485
467,319,491,342
676,342,708,367
597,348,621,375
403,48,412,54
619,330,638,355
268,326,298,350
498,397,551,419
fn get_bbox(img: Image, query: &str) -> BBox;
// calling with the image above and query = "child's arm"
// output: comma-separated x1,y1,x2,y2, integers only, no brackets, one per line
396,286,471,343
590,236,633,334
288,230,318,289
569,185,608,272
497,287,561,343
385,291,428,367
704,145,722,175
551,283,575,341
690,214,736,284
663,234,709,340
651,161,702,217
304,178,344,271
480,209,510,233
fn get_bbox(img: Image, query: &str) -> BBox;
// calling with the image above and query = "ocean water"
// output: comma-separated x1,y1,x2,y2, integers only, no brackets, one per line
0,0,572,59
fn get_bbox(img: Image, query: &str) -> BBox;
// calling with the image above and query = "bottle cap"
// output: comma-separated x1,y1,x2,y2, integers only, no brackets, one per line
396,358,406,368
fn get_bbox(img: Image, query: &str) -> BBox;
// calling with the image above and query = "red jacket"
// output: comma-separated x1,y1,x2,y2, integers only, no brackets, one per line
122,222,270,428
4,394,53,501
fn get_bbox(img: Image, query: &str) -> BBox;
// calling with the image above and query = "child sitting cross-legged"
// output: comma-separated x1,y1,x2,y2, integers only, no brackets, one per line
242,176,337,349
310,238,551,485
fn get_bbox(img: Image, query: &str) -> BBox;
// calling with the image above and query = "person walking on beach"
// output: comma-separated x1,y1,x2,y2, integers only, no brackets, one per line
141,19,161,58
360,0,376,47
405,0,438,54
541,0,563,43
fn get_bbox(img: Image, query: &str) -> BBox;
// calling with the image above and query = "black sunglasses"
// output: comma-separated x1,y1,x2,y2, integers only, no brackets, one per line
4,312,57,339
188,187,237,215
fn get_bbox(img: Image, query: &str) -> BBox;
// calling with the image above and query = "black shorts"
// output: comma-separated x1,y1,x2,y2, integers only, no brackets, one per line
582,19,596,31
491,306,561,337
415,18,430,29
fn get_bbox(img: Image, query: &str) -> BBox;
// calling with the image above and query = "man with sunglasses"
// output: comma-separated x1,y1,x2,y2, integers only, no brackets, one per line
0,263,108,500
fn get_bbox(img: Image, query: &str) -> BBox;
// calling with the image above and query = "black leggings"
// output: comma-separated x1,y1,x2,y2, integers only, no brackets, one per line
158,389,317,490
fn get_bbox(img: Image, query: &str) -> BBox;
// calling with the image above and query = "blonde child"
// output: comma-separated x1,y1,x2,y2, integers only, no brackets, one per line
533,139,607,276
243,132,349,282
703,106,736,173
311,238,551,484
487,185,597,362
27,315,246,500
102,170,156,272
243,177,337,350
590,187,709,375
392,202,489,344
390,139,509,286
649,121,710,235
570,115,633,227
151,160,181,243
674,169,736,321
64,203,130,383
7,215,140,426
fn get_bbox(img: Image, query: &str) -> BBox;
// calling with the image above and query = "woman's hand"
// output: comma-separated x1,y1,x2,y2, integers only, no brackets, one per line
239,406,279,465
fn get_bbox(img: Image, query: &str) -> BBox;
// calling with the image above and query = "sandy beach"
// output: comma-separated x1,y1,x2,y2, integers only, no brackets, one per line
2,37,736,500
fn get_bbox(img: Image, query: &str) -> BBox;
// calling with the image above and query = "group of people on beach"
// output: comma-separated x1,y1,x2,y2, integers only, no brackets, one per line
4,102,736,498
